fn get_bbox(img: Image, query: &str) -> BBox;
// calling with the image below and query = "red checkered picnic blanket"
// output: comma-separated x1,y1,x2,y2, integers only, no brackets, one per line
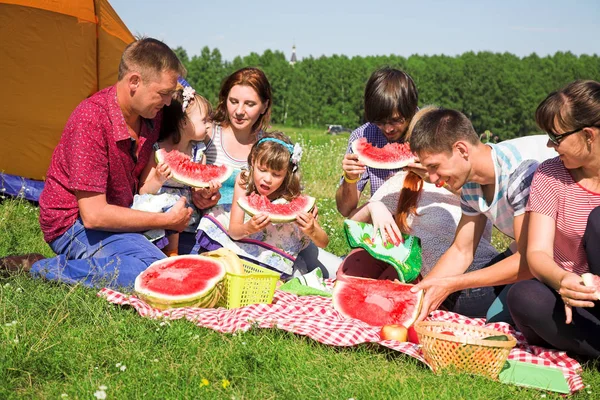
99,287,584,394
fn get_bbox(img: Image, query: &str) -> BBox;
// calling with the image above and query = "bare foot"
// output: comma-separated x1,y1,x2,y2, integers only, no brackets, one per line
0,253,46,274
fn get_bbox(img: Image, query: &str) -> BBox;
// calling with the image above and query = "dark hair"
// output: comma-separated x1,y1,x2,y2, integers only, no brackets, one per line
409,107,479,155
364,67,418,124
240,131,301,201
212,67,272,133
536,80,600,134
159,87,212,144
118,37,186,81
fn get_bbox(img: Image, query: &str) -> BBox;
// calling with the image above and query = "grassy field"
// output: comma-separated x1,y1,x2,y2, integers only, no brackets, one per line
1,126,597,399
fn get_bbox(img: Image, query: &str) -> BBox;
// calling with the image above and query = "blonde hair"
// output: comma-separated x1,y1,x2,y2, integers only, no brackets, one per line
240,132,301,201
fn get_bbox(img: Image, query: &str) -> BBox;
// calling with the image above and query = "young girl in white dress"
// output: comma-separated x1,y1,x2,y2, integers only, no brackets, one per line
139,86,220,256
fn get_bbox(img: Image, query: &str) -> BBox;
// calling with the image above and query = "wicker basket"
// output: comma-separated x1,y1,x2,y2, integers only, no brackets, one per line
414,321,516,379
217,260,280,309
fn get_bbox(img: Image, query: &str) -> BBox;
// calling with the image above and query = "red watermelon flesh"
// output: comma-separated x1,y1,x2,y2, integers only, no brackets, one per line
333,274,423,327
237,193,316,223
134,255,226,309
156,148,233,188
351,137,415,169
581,273,600,300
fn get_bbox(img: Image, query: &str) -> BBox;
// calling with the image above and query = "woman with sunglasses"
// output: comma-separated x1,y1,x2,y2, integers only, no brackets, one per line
507,80,600,359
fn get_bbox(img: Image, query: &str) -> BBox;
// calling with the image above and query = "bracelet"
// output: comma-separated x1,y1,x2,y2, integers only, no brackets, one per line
343,171,360,184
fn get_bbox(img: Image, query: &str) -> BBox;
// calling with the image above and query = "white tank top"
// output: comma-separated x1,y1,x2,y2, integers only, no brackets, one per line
204,124,249,169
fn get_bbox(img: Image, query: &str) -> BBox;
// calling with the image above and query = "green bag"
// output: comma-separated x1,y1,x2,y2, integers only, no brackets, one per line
343,219,422,283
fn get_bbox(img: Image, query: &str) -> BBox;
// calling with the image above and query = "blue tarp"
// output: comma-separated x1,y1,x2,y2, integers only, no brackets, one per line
0,172,44,202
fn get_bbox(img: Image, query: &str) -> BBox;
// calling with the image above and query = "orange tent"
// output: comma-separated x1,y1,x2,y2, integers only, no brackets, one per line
0,0,134,193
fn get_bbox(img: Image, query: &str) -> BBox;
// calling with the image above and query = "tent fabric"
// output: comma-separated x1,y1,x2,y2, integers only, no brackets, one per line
0,0,134,200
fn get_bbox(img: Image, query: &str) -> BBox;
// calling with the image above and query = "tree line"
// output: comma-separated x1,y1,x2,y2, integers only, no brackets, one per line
174,47,600,141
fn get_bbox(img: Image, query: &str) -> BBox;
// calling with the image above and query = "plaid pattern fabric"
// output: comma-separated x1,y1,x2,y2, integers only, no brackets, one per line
341,123,404,195
99,282,583,394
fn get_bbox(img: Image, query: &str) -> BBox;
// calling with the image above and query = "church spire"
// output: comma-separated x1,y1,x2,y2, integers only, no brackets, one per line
290,44,297,66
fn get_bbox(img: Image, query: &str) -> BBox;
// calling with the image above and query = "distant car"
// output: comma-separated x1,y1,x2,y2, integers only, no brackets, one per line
327,124,353,135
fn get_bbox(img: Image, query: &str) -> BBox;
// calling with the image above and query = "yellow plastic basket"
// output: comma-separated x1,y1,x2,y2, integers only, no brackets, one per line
218,260,280,309
415,321,516,380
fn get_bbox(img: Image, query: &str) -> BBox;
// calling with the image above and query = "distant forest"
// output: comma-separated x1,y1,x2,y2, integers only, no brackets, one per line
174,47,600,141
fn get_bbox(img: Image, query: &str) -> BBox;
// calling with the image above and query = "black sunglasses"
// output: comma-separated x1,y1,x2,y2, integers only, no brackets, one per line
546,125,600,146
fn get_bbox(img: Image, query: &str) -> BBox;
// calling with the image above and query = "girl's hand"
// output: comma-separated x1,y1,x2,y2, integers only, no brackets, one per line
368,201,402,245
198,180,222,199
296,211,317,236
342,153,366,181
247,213,270,234
154,162,172,183
191,186,220,210
558,272,597,324
404,157,431,183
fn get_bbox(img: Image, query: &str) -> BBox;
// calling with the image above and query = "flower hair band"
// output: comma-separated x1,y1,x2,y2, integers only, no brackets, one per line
182,86,195,112
257,137,303,172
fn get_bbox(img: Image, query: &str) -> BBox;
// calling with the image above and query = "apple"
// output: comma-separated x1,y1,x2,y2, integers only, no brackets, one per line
380,324,408,342
407,325,420,344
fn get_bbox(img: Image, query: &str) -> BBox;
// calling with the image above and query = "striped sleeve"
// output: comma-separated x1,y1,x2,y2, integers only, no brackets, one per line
526,159,564,220
460,183,480,215
506,159,539,216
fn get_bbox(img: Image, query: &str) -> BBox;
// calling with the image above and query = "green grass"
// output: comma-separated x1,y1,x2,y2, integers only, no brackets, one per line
0,127,597,399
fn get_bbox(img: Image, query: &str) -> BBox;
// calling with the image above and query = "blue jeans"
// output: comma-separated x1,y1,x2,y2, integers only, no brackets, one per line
30,219,166,290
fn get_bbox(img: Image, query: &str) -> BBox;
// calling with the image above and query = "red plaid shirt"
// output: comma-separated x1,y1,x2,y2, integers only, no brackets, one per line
39,85,161,243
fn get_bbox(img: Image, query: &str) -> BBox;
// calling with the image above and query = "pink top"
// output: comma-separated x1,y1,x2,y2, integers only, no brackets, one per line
527,157,600,274
39,85,161,243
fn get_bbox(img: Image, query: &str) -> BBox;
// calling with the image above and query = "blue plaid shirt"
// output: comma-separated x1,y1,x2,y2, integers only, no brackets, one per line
340,122,404,195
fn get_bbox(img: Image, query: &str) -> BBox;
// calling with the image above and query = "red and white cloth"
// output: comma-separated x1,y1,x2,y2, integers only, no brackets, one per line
98,287,584,394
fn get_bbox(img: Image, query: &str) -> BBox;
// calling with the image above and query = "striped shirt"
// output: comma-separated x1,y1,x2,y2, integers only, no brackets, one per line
461,135,556,238
527,157,600,274
341,122,404,195
204,124,249,169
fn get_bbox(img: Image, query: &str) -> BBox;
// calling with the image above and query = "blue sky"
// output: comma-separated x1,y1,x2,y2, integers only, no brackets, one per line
110,0,599,62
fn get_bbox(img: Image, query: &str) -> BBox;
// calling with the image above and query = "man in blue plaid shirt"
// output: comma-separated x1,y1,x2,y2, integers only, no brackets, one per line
336,67,419,217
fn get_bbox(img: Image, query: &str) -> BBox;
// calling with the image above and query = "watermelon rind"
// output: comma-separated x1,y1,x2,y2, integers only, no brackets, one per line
332,274,423,327
351,137,415,170
581,273,600,300
202,248,245,274
134,255,226,310
155,148,233,188
237,194,316,223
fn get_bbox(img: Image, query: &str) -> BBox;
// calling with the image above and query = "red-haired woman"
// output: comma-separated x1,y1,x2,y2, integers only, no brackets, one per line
204,67,273,205
339,168,501,318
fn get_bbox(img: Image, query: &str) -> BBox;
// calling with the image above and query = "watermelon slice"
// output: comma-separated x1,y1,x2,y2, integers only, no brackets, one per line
581,273,600,300
333,274,423,327
351,137,415,169
237,193,316,223
134,255,226,310
155,148,233,188
202,248,245,274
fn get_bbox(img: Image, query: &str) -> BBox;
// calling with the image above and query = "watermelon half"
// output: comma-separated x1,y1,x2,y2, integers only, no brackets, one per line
581,273,600,300
237,193,316,223
333,274,423,327
156,148,233,188
351,137,415,169
134,255,226,310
